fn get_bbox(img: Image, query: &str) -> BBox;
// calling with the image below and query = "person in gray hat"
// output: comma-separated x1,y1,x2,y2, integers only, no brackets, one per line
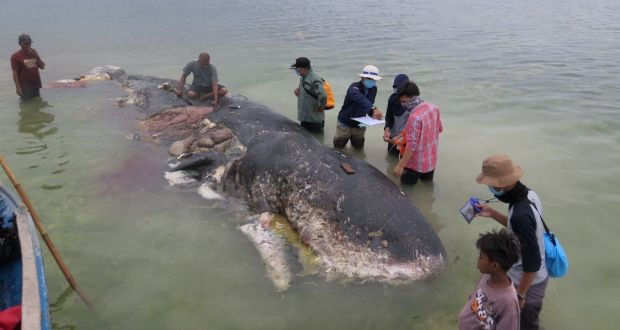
10,34,45,101
475,154,549,330
291,57,327,132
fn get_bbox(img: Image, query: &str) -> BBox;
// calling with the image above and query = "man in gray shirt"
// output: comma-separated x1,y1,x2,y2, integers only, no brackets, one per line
176,52,228,106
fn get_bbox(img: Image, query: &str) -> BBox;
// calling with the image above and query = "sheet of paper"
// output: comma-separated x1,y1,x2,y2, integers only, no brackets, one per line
351,115,386,127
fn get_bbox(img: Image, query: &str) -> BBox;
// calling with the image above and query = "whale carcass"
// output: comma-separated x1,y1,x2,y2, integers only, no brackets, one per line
59,66,447,290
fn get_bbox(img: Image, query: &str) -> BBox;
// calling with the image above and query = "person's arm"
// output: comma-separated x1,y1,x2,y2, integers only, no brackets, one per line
29,48,45,69
348,86,374,117
510,209,543,307
211,80,219,106
370,107,383,119
294,80,300,97
12,69,22,96
176,73,188,97
516,272,536,308
393,116,417,177
368,87,382,119
475,204,508,227
393,147,413,177
384,96,396,141
11,56,22,95
211,66,220,106
383,127,391,142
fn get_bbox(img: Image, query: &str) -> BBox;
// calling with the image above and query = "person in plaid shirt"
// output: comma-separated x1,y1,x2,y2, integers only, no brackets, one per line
392,82,442,185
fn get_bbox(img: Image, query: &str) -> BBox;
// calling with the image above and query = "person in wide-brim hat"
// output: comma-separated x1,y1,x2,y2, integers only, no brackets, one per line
473,153,550,329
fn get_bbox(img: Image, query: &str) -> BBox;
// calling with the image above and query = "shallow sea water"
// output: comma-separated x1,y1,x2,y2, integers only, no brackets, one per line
1,0,619,329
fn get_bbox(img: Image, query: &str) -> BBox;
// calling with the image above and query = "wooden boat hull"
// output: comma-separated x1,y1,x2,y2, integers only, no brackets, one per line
0,185,51,330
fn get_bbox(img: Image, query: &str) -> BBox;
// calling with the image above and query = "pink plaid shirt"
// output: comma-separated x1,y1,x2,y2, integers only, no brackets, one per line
404,102,442,173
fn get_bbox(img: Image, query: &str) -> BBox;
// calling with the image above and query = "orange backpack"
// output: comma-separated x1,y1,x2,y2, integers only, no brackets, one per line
304,78,336,110
322,80,336,110
392,130,407,157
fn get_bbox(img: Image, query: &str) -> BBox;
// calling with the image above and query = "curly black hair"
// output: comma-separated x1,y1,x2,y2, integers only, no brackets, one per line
476,229,520,272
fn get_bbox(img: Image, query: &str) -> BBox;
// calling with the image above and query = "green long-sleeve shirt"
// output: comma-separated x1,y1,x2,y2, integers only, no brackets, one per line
297,69,327,123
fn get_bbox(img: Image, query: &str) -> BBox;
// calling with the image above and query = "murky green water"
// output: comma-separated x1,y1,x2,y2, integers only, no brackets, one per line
1,0,619,328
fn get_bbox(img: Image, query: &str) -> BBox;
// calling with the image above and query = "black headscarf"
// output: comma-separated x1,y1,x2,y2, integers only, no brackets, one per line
497,181,529,206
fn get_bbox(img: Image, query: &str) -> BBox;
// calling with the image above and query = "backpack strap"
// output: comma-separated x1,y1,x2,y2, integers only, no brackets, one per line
302,78,324,100
527,200,551,234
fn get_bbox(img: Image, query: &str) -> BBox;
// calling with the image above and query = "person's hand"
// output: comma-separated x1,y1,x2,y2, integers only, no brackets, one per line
371,108,383,120
316,106,325,112
174,88,182,97
16,86,22,96
294,88,300,97
211,99,218,107
475,203,496,218
393,164,404,178
383,130,391,142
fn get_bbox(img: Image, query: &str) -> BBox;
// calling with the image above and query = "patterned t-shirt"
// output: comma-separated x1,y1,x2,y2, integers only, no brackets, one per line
458,274,520,330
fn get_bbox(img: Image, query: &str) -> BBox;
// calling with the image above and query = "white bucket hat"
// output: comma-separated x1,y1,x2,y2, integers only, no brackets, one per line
358,65,383,80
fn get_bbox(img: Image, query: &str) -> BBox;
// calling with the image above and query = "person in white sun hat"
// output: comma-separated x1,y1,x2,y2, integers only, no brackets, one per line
334,65,384,149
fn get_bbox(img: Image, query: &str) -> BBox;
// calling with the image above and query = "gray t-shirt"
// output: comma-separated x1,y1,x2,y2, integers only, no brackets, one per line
458,274,520,330
183,61,219,87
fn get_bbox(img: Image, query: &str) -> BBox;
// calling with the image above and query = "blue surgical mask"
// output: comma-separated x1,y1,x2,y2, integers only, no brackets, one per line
488,186,505,197
363,79,376,89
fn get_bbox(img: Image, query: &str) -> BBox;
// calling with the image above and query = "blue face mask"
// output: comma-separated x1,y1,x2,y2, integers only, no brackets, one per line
488,185,505,197
363,79,376,89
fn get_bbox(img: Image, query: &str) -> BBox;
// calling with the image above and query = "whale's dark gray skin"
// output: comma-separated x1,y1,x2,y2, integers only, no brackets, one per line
88,66,446,283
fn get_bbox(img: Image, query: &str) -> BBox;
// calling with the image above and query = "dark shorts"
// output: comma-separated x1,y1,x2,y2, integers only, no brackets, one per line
518,277,549,330
189,83,226,94
300,121,324,133
387,142,400,156
20,89,40,101
401,168,434,185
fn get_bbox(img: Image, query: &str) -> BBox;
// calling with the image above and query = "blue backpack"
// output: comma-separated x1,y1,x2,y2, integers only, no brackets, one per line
530,202,569,278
